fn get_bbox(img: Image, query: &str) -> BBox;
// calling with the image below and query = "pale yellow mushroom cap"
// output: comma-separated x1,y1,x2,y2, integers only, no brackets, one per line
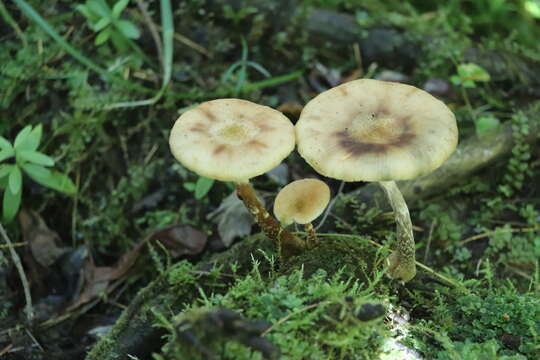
273,179,330,225
169,99,296,182
296,79,458,182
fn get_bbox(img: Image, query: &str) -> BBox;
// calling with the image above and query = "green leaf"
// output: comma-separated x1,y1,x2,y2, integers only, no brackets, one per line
21,163,51,181
25,168,76,195
194,176,214,199
8,166,22,195
14,124,42,151
17,150,55,166
457,63,490,83
475,115,500,137
0,164,14,180
3,183,22,222
93,16,111,31
0,148,14,162
13,125,32,149
0,135,12,150
112,0,129,18
87,0,111,18
116,19,140,38
95,28,111,45
76,4,92,19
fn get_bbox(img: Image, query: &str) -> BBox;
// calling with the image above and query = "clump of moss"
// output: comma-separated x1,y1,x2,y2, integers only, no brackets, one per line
158,261,390,359
415,291,540,359
280,235,385,282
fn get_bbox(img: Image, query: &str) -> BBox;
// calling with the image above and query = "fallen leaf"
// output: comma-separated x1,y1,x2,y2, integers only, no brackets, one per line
148,225,207,258
18,208,68,267
208,192,255,247
68,241,144,310
265,164,289,186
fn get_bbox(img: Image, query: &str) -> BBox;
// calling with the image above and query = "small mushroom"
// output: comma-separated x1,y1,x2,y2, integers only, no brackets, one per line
169,99,304,256
273,179,330,246
295,79,458,281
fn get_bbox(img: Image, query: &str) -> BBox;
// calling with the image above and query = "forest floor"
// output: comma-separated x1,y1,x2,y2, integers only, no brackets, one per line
0,1,539,359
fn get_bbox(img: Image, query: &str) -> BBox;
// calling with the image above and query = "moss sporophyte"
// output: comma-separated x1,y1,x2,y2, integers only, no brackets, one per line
169,80,457,281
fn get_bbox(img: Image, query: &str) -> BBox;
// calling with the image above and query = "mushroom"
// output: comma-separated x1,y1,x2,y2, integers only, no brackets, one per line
169,98,305,256
273,178,330,246
295,79,458,281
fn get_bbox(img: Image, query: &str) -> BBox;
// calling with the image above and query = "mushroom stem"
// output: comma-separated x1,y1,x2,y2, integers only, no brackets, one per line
378,181,416,282
236,182,305,257
304,223,318,248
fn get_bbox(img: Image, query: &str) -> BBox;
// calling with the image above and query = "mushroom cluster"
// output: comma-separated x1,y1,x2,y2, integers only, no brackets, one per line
169,79,457,282
295,79,458,281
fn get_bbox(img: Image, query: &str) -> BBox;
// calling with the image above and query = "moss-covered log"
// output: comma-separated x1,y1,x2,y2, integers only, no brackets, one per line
85,233,385,359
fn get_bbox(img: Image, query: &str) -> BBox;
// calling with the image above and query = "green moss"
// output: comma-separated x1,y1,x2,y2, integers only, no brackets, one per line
160,264,390,359
281,235,385,282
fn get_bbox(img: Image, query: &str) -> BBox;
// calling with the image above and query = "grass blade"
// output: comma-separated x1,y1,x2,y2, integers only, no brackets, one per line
13,0,111,78
105,0,173,109
13,0,153,94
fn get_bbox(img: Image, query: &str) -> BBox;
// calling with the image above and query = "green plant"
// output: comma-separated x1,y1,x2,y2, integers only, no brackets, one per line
76,0,140,49
221,38,271,95
222,4,258,25
183,176,215,200
0,125,76,222
450,63,491,88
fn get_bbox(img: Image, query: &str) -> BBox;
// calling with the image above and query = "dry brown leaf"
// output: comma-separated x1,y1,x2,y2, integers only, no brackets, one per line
148,225,207,258
18,209,68,268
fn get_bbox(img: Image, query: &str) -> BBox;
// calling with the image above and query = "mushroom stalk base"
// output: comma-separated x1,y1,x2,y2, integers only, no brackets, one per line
379,181,416,282
236,183,305,257
305,223,318,248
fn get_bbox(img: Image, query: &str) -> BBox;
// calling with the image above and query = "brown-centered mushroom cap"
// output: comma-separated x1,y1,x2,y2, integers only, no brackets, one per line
169,99,296,182
273,178,330,225
295,79,458,182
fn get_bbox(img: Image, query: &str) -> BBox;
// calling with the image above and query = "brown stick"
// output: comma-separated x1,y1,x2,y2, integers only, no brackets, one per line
236,183,305,257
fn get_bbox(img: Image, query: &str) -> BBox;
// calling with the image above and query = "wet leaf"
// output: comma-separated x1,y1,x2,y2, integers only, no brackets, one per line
148,225,207,258
18,209,68,267
208,192,255,247
69,241,145,310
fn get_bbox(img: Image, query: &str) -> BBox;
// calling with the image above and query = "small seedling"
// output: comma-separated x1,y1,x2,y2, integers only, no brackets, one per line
76,0,140,49
183,176,215,200
0,125,76,222
450,63,490,88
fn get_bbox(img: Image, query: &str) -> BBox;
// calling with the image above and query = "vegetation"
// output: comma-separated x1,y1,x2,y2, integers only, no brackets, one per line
0,0,539,359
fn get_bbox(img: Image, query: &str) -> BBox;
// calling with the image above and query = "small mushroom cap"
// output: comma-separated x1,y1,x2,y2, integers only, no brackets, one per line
296,79,458,182
273,179,330,225
169,99,296,182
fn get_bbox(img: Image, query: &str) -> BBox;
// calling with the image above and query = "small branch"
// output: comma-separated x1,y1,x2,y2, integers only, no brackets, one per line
0,223,34,321
135,0,163,66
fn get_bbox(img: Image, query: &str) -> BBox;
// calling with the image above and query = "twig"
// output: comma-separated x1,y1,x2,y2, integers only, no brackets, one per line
155,24,212,58
0,223,34,321
0,344,14,357
135,0,163,66
460,227,538,245
315,181,345,231
423,219,437,263
0,241,27,249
